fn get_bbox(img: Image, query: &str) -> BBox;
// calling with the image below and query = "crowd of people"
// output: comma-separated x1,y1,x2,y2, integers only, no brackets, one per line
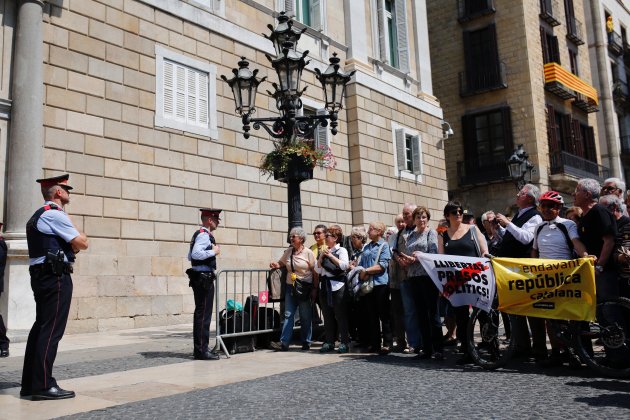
268,176,630,369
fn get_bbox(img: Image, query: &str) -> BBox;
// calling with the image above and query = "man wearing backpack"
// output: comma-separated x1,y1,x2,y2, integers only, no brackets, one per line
532,191,588,367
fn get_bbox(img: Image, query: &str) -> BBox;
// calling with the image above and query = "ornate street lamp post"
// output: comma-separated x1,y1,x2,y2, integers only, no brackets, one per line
506,144,535,190
222,12,354,239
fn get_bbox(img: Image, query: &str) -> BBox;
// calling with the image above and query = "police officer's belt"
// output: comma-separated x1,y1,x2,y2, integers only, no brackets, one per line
186,268,215,289
30,263,74,275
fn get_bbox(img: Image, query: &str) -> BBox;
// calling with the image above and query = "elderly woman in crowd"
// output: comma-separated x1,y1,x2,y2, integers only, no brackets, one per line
316,226,350,353
398,206,442,360
357,221,392,354
438,201,488,365
345,226,368,344
269,227,317,351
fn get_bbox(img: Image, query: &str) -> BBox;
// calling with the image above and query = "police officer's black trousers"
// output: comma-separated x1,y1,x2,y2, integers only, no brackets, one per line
21,270,72,393
192,281,215,354
0,292,9,351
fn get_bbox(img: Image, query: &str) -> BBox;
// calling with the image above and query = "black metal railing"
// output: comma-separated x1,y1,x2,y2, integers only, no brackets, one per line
550,151,609,181
620,135,630,155
608,31,624,56
566,16,585,45
457,160,509,186
459,61,507,96
457,0,495,22
539,0,560,26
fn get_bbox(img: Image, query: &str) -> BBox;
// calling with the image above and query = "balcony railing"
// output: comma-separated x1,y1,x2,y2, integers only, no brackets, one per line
457,0,495,23
457,160,509,186
550,151,609,181
539,0,560,26
566,16,585,45
573,92,599,113
608,31,624,56
620,135,630,155
459,61,507,97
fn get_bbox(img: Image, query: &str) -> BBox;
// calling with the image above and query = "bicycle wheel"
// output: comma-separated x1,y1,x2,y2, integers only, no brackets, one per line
468,306,515,370
572,297,630,378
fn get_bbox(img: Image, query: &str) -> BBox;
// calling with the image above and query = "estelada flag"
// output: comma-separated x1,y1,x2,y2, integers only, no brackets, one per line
492,257,596,321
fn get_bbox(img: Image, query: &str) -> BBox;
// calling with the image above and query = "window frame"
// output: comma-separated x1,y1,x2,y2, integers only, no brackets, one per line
391,122,423,181
461,107,513,172
155,45,218,139
375,0,409,73
281,0,325,31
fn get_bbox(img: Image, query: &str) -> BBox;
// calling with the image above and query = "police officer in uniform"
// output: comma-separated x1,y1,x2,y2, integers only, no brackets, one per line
187,208,221,360
0,223,8,358
20,174,88,400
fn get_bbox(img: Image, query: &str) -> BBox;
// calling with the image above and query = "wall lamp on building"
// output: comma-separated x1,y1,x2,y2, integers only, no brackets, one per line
221,11,354,235
441,120,454,140
506,144,535,190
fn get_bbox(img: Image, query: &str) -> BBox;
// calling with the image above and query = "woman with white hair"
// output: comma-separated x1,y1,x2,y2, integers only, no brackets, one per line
269,227,317,351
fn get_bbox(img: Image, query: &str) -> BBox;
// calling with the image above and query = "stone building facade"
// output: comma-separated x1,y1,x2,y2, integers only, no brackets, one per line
0,0,446,336
427,0,604,214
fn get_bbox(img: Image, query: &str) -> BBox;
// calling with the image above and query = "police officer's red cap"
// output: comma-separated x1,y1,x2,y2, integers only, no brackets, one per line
200,208,222,218
36,173,73,190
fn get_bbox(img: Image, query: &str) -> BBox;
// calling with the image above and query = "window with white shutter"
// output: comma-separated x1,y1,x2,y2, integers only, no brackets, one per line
392,123,423,180
280,0,325,31
155,45,217,139
375,0,409,72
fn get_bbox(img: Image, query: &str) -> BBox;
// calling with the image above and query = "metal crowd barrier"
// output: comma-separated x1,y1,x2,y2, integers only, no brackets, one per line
213,269,324,358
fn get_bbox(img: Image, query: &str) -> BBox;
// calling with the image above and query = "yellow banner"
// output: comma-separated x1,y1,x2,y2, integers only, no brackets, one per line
493,257,596,321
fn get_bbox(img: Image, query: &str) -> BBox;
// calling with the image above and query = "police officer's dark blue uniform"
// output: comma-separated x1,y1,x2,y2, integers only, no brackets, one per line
21,174,89,400
0,225,8,358
187,208,221,360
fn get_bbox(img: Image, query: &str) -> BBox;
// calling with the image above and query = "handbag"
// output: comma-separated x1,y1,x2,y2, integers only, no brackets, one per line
358,242,386,296
321,248,345,276
289,248,313,301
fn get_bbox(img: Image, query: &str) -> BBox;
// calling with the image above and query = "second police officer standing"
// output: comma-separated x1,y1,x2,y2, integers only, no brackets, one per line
187,208,222,360
21,174,89,400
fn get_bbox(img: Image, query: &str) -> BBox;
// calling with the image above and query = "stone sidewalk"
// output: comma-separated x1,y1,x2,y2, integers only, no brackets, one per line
0,324,344,419
1,324,629,419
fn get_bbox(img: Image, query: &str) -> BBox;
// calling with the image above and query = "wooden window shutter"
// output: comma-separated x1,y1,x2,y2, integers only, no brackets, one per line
551,35,560,64
377,0,387,63
284,0,294,14
175,65,186,120
395,0,409,72
546,105,560,153
198,72,209,126
187,70,197,125
540,27,550,63
561,114,573,153
462,30,474,89
310,0,323,31
571,119,584,157
501,107,514,157
395,128,406,172
411,135,422,175
584,126,596,162
163,61,174,118
314,108,328,151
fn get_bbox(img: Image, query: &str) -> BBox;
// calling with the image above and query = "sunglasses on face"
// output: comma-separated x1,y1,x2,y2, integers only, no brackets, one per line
313,231,324,235
449,209,463,216
602,186,619,192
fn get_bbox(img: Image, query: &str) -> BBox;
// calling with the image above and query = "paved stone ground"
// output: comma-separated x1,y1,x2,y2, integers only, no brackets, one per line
58,353,629,419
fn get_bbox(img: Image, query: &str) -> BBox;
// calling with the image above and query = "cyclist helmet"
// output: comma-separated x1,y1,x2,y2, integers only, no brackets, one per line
539,190,564,204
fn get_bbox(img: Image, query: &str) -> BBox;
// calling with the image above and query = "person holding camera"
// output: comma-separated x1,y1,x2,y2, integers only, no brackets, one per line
21,174,88,400
187,208,222,361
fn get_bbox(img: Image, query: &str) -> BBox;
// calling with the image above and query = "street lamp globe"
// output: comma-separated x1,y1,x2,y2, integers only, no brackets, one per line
315,52,356,114
220,57,266,116
266,42,309,97
264,11,305,57
506,144,534,189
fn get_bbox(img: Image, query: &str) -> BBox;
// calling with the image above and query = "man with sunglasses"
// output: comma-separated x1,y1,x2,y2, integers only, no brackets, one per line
495,183,543,359
601,178,628,217
21,174,88,400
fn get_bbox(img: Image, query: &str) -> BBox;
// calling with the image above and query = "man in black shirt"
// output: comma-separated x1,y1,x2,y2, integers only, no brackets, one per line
574,178,618,300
